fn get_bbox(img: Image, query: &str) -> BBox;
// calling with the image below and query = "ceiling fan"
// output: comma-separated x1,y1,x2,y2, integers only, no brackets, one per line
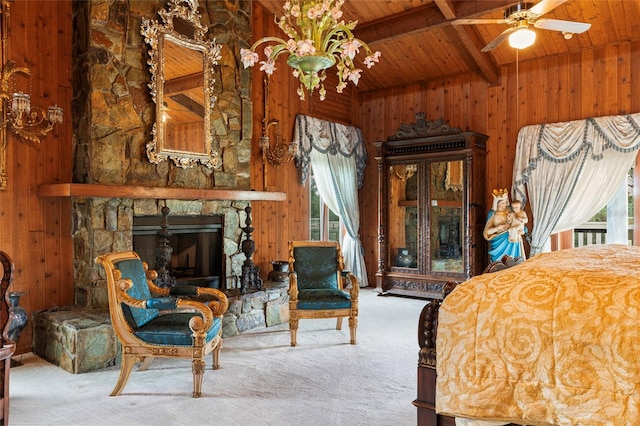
452,0,591,52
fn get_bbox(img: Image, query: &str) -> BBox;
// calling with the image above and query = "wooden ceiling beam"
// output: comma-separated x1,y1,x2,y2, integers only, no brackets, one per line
450,25,500,86
164,73,203,95
354,3,447,44
452,1,517,18
434,0,457,20
169,94,204,118
434,0,511,85
355,0,515,44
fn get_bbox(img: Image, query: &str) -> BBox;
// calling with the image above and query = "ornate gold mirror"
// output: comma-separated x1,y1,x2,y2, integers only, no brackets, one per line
141,0,222,168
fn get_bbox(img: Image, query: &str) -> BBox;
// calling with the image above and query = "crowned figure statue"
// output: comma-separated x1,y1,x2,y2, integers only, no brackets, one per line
483,188,527,262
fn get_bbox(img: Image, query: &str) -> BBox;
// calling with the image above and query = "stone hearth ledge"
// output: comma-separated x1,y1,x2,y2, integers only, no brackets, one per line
32,287,290,374
37,183,286,201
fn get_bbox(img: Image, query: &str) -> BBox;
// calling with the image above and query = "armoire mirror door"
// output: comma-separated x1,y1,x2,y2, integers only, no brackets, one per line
388,163,419,269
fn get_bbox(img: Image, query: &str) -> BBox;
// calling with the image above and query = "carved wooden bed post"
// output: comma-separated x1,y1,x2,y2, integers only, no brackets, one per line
415,281,458,426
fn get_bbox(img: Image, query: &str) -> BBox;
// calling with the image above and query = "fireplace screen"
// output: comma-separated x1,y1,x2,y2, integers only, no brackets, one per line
133,215,224,288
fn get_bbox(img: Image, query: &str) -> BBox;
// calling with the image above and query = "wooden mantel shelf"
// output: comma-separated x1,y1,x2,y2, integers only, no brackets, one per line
37,183,286,201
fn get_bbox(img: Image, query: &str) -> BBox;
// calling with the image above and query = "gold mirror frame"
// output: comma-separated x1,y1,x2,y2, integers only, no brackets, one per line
141,0,222,168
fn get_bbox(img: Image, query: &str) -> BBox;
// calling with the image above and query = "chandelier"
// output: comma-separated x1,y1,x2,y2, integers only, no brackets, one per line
240,0,381,101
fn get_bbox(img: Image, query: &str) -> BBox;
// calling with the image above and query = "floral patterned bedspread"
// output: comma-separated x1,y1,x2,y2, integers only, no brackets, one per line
436,245,640,425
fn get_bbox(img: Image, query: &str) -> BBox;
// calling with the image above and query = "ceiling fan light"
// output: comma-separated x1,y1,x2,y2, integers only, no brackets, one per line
509,27,536,49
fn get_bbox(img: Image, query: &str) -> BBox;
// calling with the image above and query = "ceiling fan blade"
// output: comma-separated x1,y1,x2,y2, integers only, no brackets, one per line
452,18,507,25
534,18,591,34
529,0,567,17
481,26,517,52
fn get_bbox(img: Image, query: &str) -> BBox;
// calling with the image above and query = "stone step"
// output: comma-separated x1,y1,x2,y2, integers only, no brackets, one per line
32,308,118,374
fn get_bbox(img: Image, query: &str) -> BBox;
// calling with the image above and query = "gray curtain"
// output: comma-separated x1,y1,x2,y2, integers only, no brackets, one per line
293,114,368,287
512,113,640,255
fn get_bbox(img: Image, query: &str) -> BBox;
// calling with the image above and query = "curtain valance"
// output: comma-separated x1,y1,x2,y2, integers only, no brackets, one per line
293,114,367,188
512,113,640,255
513,113,640,205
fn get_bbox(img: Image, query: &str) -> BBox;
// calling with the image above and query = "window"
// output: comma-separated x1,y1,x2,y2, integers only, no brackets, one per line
573,167,635,247
309,171,341,241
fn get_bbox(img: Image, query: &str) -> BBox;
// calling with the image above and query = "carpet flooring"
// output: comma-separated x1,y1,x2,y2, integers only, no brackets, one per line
10,288,426,426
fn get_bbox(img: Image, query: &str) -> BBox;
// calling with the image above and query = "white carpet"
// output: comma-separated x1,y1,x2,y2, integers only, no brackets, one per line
10,289,425,426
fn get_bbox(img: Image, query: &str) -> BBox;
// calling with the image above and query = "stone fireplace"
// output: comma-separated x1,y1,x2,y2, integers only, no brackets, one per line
70,0,255,299
30,1,290,374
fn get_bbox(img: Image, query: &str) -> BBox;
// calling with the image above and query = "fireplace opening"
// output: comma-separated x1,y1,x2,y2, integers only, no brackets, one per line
132,215,225,289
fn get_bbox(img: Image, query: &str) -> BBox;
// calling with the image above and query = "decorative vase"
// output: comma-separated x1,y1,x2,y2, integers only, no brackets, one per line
267,260,290,283
395,248,416,268
7,291,27,344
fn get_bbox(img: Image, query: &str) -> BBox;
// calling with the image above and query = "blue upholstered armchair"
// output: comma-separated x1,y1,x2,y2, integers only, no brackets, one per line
288,241,359,346
95,251,228,397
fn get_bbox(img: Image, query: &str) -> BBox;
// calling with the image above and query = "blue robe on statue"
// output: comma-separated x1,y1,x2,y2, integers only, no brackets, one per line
486,210,524,262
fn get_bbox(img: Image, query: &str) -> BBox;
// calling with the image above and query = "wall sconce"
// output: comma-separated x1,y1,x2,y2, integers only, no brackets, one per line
0,0,63,190
259,77,297,190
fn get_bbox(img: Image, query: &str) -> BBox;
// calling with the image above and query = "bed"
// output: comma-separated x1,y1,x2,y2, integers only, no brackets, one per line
415,244,640,425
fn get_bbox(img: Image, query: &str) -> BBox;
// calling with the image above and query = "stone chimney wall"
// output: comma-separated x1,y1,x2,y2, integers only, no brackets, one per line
70,0,254,308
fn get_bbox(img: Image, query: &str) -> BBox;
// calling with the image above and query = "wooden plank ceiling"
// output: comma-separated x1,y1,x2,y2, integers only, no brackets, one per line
254,0,640,92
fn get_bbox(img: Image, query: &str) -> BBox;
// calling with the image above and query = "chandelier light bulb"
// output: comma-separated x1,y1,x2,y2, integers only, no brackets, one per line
11,92,30,115
47,105,63,125
509,27,536,49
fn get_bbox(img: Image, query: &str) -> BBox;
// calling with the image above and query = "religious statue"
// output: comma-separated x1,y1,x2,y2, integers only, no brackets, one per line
483,188,527,262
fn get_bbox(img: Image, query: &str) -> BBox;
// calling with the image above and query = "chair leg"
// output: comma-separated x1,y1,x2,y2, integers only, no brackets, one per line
192,358,205,398
289,317,298,346
211,338,222,370
336,317,343,330
138,356,154,371
111,355,138,396
349,315,358,345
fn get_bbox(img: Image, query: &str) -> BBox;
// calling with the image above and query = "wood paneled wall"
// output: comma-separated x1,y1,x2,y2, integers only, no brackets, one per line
2,0,639,353
0,0,73,354
355,42,640,288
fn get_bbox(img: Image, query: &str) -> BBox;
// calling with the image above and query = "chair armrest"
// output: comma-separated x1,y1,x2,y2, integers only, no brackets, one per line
289,272,298,301
114,277,215,334
148,281,228,317
147,278,171,296
175,298,215,335
168,285,228,317
145,297,179,310
342,271,359,300
145,268,158,281
192,287,229,317
169,285,199,297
